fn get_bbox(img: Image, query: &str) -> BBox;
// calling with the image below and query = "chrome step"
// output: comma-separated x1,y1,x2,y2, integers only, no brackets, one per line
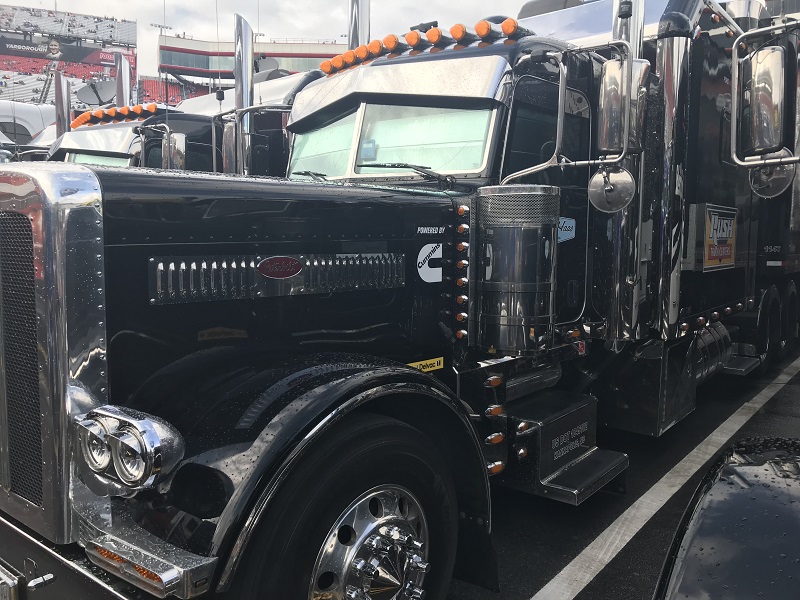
540,447,629,505
721,355,761,376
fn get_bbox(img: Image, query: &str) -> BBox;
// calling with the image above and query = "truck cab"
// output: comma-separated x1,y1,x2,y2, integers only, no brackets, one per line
0,2,799,600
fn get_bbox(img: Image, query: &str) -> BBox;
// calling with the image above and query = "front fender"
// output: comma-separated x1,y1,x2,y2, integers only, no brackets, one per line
131,351,492,591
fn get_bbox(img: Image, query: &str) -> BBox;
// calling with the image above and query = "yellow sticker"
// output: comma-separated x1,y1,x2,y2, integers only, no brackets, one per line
407,357,444,373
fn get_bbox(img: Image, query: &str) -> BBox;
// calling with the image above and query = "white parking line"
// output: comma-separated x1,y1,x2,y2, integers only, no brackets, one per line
531,355,800,600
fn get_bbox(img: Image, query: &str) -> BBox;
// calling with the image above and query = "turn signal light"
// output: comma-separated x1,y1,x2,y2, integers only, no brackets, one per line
94,546,125,563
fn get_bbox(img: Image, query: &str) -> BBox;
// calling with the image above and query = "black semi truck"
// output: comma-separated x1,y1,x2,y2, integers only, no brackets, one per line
0,1,798,599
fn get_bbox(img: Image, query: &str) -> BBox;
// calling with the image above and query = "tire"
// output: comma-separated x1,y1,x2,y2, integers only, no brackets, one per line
229,413,458,600
778,289,797,359
754,301,781,376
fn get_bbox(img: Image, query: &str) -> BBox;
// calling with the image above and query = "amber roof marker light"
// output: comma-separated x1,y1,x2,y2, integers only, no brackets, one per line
475,19,503,41
382,33,411,54
501,18,534,39
404,30,432,49
426,27,454,46
450,24,479,45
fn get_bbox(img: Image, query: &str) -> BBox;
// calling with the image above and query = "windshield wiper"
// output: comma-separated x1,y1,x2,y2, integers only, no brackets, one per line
356,162,456,190
291,170,328,181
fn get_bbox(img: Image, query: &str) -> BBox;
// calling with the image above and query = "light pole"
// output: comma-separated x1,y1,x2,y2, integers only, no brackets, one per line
150,23,172,102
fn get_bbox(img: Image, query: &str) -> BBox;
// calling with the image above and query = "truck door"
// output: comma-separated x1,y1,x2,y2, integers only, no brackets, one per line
499,75,592,324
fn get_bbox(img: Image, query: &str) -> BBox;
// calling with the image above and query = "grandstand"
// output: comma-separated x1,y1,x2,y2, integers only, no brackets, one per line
0,3,137,109
138,76,203,105
0,5,136,46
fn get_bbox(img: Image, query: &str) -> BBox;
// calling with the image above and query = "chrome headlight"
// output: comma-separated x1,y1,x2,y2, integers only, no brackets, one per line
108,429,149,486
77,419,112,472
75,406,184,493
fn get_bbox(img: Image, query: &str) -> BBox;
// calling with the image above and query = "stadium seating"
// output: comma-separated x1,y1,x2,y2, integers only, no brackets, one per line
0,4,136,46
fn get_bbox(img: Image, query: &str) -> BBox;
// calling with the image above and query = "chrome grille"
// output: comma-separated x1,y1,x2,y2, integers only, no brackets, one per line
0,212,43,506
148,253,406,305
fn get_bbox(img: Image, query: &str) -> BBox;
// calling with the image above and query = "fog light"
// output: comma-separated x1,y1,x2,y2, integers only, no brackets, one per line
109,430,149,486
78,419,112,472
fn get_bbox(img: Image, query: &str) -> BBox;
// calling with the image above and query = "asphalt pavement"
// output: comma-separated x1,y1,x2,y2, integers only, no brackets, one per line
447,349,800,600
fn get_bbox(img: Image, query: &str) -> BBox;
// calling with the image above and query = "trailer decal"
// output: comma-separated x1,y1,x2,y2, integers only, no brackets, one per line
703,205,737,271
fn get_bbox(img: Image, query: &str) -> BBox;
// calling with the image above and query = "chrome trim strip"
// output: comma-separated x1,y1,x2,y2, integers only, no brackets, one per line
0,163,108,543
0,253,9,492
148,252,406,305
656,37,691,339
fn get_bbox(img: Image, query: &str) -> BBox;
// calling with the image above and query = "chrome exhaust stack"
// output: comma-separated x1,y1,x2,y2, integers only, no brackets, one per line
600,0,649,342
233,14,255,175
54,72,71,138
348,0,370,50
114,53,131,108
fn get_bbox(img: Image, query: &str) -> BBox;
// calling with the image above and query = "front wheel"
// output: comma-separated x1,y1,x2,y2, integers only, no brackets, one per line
230,413,458,600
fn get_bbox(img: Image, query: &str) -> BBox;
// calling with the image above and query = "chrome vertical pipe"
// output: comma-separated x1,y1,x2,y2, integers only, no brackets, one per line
348,0,370,50
612,0,644,59
54,72,70,138
656,36,691,339
114,53,131,108
234,14,254,176
605,0,647,341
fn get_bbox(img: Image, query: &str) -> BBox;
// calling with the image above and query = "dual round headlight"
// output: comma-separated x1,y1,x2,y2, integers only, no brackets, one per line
78,419,113,472
76,406,184,491
109,429,149,485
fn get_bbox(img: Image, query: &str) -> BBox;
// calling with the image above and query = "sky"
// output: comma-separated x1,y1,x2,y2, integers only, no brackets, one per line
7,0,530,76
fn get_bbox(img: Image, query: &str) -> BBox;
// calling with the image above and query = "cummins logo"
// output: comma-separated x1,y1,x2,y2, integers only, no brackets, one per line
417,243,442,283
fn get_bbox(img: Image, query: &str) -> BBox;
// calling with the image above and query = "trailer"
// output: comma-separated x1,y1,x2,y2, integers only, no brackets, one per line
0,0,797,598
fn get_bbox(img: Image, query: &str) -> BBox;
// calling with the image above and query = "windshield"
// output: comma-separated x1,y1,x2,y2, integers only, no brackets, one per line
288,104,494,180
289,110,357,178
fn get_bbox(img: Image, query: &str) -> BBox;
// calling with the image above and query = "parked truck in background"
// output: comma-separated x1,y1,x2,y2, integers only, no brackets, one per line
0,0,799,598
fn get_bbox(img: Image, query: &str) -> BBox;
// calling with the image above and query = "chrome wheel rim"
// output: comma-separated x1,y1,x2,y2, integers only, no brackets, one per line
309,485,429,600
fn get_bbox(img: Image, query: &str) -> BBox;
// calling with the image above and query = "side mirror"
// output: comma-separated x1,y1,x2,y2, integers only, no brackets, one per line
161,132,186,170
597,58,650,154
739,45,785,156
222,121,237,174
